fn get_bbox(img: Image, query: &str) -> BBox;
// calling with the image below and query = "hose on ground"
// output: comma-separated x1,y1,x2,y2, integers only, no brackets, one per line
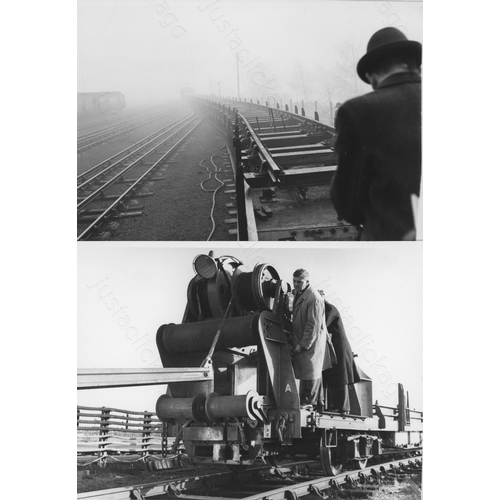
199,155,225,241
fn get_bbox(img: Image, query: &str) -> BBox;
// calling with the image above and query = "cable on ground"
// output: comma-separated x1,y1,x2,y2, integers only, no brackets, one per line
199,154,226,241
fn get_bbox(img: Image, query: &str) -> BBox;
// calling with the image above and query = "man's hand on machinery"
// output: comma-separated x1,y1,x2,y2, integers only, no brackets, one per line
293,345,303,354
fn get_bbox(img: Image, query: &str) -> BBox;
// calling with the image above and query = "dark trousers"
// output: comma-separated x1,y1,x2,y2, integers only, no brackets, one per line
300,378,323,406
329,384,350,412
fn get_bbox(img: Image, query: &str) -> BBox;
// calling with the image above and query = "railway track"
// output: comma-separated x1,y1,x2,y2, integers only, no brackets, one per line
77,112,202,241
77,107,180,154
77,105,158,136
192,96,359,242
78,118,114,136
78,454,422,499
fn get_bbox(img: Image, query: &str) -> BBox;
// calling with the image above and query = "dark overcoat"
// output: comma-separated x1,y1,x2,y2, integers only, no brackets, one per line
324,300,360,386
330,72,421,240
292,286,334,380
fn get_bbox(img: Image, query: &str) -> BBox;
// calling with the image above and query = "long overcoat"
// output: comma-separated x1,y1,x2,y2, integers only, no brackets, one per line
324,301,360,386
330,71,421,241
292,286,333,380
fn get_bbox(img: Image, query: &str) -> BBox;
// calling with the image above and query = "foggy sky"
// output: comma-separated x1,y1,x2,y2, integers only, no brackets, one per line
78,0,423,107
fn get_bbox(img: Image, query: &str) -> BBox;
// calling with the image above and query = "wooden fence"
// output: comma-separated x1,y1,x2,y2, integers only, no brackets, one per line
77,405,172,458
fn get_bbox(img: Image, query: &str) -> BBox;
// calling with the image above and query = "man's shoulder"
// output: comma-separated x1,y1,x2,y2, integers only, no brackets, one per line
339,82,420,122
337,92,378,121
341,92,373,110
324,299,340,315
306,287,323,302
342,77,420,108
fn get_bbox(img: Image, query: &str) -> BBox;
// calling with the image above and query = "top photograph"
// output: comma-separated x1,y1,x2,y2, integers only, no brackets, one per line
77,0,422,242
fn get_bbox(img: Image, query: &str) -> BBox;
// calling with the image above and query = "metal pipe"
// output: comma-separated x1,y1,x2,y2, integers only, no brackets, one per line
205,393,252,421
156,395,194,420
157,391,264,423
158,314,259,354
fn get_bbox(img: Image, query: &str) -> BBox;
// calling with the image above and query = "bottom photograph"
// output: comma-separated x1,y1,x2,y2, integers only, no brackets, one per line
77,245,423,498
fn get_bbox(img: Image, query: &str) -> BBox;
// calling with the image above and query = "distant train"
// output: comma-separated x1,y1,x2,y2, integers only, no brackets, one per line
155,252,423,475
180,87,195,99
77,92,126,116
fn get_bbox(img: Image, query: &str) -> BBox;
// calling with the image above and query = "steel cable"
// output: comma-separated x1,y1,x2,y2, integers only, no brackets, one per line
199,155,225,241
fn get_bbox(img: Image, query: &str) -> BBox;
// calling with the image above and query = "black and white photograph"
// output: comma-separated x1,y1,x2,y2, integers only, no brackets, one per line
75,0,425,498
77,0,422,242
77,244,423,496
6,0,496,499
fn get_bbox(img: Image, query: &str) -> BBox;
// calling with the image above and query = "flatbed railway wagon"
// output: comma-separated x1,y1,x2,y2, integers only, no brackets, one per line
154,252,423,475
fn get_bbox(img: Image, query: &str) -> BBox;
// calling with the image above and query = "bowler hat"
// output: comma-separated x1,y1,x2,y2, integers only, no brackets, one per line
356,27,422,83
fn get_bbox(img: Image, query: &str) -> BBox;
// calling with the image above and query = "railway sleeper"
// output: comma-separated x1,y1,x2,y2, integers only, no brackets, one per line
115,176,166,184
77,192,154,202
79,206,145,216
78,210,143,223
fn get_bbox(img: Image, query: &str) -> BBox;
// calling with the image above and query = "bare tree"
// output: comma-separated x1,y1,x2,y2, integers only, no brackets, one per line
332,38,370,102
289,59,312,102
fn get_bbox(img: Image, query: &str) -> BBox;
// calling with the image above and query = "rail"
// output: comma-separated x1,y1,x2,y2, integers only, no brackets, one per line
77,111,187,184
77,116,202,240
192,96,355,242
197,95,337,133
77,455,422,499
77,367,213,390
77,405,164,458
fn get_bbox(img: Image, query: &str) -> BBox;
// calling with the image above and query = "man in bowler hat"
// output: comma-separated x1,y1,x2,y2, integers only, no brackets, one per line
330,28,422,240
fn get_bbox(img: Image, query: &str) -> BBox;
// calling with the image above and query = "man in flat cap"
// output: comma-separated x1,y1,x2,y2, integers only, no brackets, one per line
330,28,422,240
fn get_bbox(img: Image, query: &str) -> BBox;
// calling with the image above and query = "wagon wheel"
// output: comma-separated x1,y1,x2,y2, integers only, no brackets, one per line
319,430,343,476
252,263,280,311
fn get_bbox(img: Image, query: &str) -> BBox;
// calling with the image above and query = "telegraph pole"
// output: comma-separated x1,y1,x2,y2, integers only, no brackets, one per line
234,54,240,99
189,46,195,88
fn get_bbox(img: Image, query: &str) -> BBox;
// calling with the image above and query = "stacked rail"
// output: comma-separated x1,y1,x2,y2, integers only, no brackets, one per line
77,406,165,458
192,96,359,242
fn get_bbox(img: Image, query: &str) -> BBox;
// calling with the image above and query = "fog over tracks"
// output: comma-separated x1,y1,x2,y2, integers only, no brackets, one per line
78,1,422,109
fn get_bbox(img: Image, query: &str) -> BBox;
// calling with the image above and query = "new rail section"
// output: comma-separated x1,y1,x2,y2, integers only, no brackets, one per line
191,96,357,241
